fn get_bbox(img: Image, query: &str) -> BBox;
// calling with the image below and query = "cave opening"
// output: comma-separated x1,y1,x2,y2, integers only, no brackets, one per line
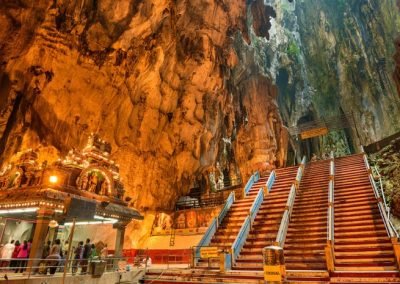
296,113,320,161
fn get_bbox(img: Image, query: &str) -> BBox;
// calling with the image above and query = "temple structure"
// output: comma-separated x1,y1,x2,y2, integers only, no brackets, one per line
0,134,142,270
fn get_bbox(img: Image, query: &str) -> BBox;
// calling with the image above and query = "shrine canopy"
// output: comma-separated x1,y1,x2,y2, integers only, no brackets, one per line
0,134,143,223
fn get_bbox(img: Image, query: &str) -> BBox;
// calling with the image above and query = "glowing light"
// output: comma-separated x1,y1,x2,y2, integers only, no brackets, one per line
49,220,59,228
49,175,58,184
0,207,39,214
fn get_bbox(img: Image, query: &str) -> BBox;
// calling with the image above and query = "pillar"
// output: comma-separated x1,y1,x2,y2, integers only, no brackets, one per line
26,208,54,274
113,222,127,258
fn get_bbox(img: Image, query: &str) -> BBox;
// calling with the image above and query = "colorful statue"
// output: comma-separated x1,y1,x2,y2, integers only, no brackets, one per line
88,173,98,193
100,179,110,196
80,174,89,191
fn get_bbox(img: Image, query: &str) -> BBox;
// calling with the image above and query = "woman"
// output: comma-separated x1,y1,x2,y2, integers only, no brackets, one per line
46,239,61,275
72,241,83,275
10,241,20,269
15,240,29,273
0,240,15,268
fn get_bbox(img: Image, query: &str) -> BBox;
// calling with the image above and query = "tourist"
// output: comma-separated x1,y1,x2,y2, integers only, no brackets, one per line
0,240,15,268
90,244,97,259
63,240,70,258
42,241,51,259
10,240,21,269
80,239,92,274
15,240,29,273
100,244,108,259
46,239,62,275
311,153,318,162
72,241,83,275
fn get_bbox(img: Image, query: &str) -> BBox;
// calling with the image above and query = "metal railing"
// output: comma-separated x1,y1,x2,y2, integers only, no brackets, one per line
361,147,398,239
275,156,306,247
325,151,335,272
194,192,235,265
250,189,264,223
231,188,264,265
0,256,130,280
217,192,235,223
265,170,276,194
371,165,390,216
294,156,306,189
244,171,260,196
275,185,296,247
231,216,251,264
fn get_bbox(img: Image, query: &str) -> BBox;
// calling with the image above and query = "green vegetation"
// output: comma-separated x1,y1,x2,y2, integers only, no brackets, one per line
287,41,300,58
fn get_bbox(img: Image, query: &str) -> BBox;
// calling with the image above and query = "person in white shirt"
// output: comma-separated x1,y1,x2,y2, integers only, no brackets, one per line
1,240,15,267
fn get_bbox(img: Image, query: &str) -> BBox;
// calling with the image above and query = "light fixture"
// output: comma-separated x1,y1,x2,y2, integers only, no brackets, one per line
49,175,58,184
0,207,39,214
49,220,59,228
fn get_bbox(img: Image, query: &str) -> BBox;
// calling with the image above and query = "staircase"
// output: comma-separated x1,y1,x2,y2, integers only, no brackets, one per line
196,174,270,267
233,166,298,270
331,154,400,282
283,159,330,271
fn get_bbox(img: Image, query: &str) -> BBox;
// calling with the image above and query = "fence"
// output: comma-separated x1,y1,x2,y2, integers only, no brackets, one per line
0,256,130,280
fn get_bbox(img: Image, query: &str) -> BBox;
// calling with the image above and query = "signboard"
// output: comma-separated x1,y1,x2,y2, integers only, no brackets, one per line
200,247,219,258
65,198,96,220
300,127,328,140
264,265,284,282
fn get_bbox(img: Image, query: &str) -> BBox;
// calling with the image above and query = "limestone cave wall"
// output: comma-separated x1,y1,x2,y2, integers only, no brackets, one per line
0,0,285,211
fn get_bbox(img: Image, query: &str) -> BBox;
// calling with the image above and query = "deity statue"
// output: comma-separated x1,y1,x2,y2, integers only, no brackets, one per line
100,179,110,196
80,174,89,191
88,173,98,193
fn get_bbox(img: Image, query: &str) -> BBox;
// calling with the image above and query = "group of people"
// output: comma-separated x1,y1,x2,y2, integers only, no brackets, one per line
40,238,108,275
70,238,108,275
311,152,331,161
0,238,108,275
0,239,32,273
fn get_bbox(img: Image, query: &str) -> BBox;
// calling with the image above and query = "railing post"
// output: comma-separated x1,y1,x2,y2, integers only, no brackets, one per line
326,152,335,272
325,240,335,272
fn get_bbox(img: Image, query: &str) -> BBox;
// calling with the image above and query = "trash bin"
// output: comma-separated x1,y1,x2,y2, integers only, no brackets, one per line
263,246,285,283
91,260,107,277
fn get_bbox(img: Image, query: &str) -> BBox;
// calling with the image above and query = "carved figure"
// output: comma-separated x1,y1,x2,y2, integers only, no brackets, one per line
100,180,110,196
80,174,89,191
88,173,98,193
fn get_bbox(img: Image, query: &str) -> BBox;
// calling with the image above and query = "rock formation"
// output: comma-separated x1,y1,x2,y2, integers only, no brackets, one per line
260,0,400,156
0,0,285,211
1,0,400,216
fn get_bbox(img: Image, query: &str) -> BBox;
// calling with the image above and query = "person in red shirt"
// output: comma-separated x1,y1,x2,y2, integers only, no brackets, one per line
15,240,29,273
10,241,21,270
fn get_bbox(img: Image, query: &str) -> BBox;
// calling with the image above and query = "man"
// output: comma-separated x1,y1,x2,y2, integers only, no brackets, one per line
80,239,92,274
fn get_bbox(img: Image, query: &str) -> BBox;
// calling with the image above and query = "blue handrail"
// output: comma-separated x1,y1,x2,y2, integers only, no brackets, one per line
195,191,235,263
244,171,260,196
217,192,235,225
230,189,264,264
265,171,276,194
231,216,251,264
197,218,217,248
250,189,264,223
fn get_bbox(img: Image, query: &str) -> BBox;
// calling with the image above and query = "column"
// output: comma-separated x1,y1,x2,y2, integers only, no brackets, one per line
113,222,127,258
26,208,54,274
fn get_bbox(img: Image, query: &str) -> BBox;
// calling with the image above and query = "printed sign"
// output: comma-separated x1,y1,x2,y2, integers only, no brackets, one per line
264,265,283,282
200,247,219,258
300,127,329,139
